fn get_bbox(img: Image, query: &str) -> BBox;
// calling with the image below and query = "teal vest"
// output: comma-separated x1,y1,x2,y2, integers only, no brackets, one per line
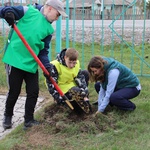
102,57,139,90
3,6,54,73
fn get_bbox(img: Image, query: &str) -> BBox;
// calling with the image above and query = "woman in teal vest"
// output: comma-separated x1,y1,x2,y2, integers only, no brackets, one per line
0,0,68,130
87,56,141,114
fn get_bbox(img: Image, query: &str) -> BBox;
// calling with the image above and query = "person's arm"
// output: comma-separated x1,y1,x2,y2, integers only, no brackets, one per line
38,34,53,69
46,64,64,104
98,69,120,112
74,69,89,99
0,4,42,19
0,5,25,20
98,86,105,106
75,69,88,91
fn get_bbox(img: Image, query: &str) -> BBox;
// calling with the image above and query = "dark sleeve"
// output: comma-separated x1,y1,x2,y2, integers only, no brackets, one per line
32,4,52,69
0,5,24,20
38,34,53,69
46,64,63,102
33,3,43,10
76,69,88,91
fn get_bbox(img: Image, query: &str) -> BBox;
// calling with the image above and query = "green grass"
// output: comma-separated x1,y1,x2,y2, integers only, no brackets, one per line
0,37,150,150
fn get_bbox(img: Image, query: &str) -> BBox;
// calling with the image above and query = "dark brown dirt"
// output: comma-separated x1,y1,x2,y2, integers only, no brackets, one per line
12,102,116,150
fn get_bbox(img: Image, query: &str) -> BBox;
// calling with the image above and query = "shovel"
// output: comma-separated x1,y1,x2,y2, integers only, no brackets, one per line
13,24,74,110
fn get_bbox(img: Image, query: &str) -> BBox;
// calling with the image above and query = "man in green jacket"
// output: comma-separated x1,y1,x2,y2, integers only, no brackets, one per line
0,0,68,130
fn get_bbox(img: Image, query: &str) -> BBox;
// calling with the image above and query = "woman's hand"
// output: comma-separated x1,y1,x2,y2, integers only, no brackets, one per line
93,111,103,117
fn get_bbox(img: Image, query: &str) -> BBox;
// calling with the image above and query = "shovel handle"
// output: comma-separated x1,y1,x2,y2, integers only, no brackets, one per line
13,24,74,110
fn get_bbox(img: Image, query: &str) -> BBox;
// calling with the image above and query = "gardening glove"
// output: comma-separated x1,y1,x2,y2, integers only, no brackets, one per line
4,12,15,27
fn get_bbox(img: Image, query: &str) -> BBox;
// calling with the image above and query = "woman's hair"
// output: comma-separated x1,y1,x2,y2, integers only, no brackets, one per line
65,48,79,61
87,56,107,82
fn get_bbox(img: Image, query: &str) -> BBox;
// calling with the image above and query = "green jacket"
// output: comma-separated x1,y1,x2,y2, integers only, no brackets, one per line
3,5,54,73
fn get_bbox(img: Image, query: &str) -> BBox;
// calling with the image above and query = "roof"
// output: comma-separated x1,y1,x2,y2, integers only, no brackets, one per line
0,0,26,3
64,0,139,8
0,0,44,4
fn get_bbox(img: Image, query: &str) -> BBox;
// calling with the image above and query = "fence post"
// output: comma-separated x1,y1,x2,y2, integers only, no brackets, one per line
56,17,62,53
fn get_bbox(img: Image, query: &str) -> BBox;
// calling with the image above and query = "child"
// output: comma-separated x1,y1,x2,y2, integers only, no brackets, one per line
45,48,91,113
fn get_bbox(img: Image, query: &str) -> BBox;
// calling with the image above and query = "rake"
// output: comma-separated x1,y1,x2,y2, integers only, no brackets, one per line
13,24,74,110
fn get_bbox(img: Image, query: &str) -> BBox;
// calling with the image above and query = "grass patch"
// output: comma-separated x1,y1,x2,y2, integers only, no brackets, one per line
0,37,150,149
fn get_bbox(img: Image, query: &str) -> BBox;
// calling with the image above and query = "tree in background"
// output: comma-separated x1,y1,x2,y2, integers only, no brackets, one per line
146,0,150,18
136,0,150,18
147,0,150,10
137,0,150,11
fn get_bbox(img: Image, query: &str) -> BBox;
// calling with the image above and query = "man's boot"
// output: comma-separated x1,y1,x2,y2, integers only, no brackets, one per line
3,116,12,129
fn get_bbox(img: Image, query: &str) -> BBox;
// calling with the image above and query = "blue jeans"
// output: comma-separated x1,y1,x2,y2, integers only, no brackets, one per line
95,82,140,111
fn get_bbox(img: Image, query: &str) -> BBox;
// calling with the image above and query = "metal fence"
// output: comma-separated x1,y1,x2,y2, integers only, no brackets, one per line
0,0,150,76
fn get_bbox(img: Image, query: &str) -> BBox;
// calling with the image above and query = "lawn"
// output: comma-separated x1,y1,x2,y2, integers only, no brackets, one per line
0,37,150,150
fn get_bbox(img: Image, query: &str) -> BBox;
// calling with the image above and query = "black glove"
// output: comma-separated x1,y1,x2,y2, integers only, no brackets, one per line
4,12,15,27
43,67,51,81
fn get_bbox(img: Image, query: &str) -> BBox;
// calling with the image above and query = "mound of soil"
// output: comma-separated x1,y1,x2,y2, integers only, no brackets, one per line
12,103,117,150
44,103,95,122
42,103,116,134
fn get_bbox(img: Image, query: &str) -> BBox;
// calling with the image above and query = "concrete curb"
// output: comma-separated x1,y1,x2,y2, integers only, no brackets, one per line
0,95,45,140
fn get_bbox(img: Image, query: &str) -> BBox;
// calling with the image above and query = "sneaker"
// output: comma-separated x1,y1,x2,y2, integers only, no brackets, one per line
24,119,40,130
92,101,98,105
3,116,12,129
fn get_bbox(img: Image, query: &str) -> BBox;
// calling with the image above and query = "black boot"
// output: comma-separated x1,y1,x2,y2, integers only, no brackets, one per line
3,116,12,129
24,119,40,130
